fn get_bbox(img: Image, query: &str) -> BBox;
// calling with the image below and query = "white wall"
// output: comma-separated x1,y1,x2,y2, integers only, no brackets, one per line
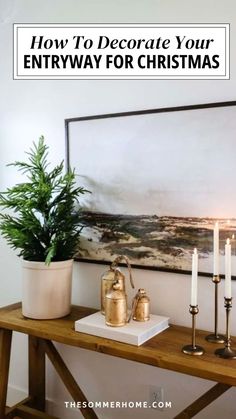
1,1,236,418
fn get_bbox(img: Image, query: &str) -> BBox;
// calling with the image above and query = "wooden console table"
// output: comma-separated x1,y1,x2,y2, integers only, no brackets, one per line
0,303,235,419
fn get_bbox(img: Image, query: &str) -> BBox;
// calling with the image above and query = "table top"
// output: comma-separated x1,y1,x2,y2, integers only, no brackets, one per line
1,303,236,386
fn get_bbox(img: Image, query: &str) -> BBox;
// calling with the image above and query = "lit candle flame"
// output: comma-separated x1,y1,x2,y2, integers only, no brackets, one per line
226,238,230,245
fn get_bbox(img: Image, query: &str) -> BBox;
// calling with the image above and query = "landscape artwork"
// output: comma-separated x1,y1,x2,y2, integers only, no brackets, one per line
66,102,236,277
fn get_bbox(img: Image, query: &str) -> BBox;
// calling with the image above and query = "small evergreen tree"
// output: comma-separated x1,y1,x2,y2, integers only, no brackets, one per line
0,136,89,264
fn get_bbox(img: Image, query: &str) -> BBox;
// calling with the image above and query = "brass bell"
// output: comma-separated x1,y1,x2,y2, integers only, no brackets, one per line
132,288,150,322
105,281,128,327
101,255,134,315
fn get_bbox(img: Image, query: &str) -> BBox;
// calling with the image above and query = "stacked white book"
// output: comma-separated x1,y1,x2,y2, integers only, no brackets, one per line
75,312,169,346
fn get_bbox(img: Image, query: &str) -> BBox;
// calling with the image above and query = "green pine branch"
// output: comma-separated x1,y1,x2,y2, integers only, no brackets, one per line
0,136,90,264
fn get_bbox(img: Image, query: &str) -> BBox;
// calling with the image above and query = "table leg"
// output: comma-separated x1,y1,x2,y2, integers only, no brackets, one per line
28,336,46,412
43,340,99,419
174,382,231,418
0,328,12,418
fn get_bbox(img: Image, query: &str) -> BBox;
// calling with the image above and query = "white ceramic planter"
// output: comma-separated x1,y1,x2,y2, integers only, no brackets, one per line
22,259,73,319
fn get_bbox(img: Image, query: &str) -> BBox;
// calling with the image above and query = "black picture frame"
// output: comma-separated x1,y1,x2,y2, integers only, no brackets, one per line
65,100,236,278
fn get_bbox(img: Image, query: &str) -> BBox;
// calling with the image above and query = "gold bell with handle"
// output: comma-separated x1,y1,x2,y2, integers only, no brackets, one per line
101,255,135,315
132,288,150,322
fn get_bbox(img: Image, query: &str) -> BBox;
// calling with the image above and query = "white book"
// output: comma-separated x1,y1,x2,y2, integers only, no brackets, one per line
75,312,169,346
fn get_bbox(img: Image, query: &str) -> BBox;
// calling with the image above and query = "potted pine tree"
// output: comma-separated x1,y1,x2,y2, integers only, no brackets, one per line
0,137,89,319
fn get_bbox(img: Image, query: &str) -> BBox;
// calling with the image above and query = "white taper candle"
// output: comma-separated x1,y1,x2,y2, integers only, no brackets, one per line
213,222,219,276
225,238,231,298
191,248,198,306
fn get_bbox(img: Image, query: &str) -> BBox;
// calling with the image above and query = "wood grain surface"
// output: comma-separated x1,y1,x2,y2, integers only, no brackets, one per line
0,303,236,386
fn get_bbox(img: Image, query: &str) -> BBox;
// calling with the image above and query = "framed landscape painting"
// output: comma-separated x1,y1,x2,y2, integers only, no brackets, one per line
65,101,236,277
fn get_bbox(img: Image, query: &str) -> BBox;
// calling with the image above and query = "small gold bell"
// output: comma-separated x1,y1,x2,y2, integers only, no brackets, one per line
132,288,150,322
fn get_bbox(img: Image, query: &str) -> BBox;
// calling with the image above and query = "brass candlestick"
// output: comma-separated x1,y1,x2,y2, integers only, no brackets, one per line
215,297,236,359
206,275,225,344
182,305,205,356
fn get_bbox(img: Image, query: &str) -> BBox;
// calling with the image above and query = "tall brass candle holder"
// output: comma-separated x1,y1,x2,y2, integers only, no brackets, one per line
182,305,205,356
206,275,225,344
215,297,236,359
